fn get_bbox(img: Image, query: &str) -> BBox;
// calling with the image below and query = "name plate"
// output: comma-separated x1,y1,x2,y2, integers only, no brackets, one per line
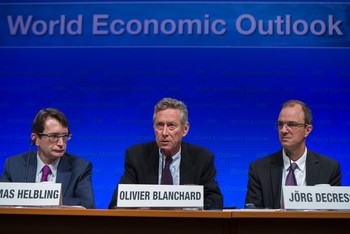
0,182,62,206
117,184,204,209
283,185,350,210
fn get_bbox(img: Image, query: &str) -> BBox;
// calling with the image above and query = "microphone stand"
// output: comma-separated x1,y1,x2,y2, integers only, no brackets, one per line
24,140,35,182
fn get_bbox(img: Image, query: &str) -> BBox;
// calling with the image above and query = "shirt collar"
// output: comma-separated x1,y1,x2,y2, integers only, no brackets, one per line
282,148,307,172
159,148,181,161
36,152,60,175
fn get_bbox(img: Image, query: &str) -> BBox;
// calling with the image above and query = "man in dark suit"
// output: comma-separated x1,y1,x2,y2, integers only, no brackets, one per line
0,108,95,209
109,97,223,209
245,100,341,209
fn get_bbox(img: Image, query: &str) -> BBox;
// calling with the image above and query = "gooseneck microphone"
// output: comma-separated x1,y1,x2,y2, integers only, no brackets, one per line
24,140,35,182
160,148,165,184
285,150,291,158
285,150,292,165
160,148,165,164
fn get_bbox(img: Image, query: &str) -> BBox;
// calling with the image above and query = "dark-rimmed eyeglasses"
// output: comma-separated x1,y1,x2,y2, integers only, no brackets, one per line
38,133,72,143
275,121,308,130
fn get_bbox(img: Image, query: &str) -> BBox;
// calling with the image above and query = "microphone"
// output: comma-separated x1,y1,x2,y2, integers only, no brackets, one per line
160,148,165,184
285,149,292,166
24,139,35,182
160,148,166,162
285,149,291,158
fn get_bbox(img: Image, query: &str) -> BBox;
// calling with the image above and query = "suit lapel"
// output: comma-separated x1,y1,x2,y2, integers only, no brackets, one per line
305,151,319,185
179,143,195,185
56,154,72,196
26,151,37,182
270,151,283,208
145,144,160,184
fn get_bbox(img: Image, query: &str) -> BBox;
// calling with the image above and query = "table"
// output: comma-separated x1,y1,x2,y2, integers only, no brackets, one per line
0,207,349,234
230,209,350,234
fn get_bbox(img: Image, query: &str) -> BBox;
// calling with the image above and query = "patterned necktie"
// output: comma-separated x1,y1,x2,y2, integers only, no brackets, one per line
285,163,298,186
161,157,173,185
41,165,52,182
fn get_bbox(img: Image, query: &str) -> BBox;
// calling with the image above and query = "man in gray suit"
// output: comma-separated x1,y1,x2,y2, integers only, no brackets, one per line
109,97,223,209
0,108,95,208
245,100,341,209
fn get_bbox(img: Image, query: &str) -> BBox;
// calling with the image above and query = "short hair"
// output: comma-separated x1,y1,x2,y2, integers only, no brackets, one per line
32,108,69,134
153,98,189,127
282,100,313,125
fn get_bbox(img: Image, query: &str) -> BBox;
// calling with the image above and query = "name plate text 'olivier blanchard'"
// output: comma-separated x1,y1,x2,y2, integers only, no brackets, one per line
117,184,203,209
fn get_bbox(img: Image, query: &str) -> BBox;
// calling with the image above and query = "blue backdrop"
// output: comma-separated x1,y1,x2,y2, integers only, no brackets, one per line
1,1,349,209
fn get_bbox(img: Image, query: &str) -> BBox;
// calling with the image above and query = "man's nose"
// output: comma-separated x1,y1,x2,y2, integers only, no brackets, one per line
161,126,169,135
280,124,290,134
56,137,65,145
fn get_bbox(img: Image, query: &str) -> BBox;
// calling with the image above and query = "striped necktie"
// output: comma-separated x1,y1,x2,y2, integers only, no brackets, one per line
161,157,173,185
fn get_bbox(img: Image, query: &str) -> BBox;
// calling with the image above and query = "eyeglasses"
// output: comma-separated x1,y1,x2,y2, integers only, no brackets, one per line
38,133,72,143
275,121,308,130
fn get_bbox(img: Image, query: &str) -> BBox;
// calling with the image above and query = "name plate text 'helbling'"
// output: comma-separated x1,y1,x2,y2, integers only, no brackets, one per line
117,184,203,209
0,182,61,206
283,185,350,210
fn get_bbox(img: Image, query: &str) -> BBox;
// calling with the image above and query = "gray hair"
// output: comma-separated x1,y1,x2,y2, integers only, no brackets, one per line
153,97,189,127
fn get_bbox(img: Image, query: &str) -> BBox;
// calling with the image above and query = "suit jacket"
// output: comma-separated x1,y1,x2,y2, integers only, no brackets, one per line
0,151,95,209
245,149,341,209
108,141,223,209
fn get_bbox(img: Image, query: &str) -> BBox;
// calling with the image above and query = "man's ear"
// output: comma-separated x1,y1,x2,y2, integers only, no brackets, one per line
305,124,313,138
31,133,38,146
182,122,190,137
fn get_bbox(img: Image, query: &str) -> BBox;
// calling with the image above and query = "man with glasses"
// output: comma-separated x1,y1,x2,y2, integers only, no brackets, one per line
245,100,341,209
0,108,95,208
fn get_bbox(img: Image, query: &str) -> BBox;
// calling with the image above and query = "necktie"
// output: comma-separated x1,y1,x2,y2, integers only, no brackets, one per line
161,157,173,185
41,165,52,182
285,163,298,186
